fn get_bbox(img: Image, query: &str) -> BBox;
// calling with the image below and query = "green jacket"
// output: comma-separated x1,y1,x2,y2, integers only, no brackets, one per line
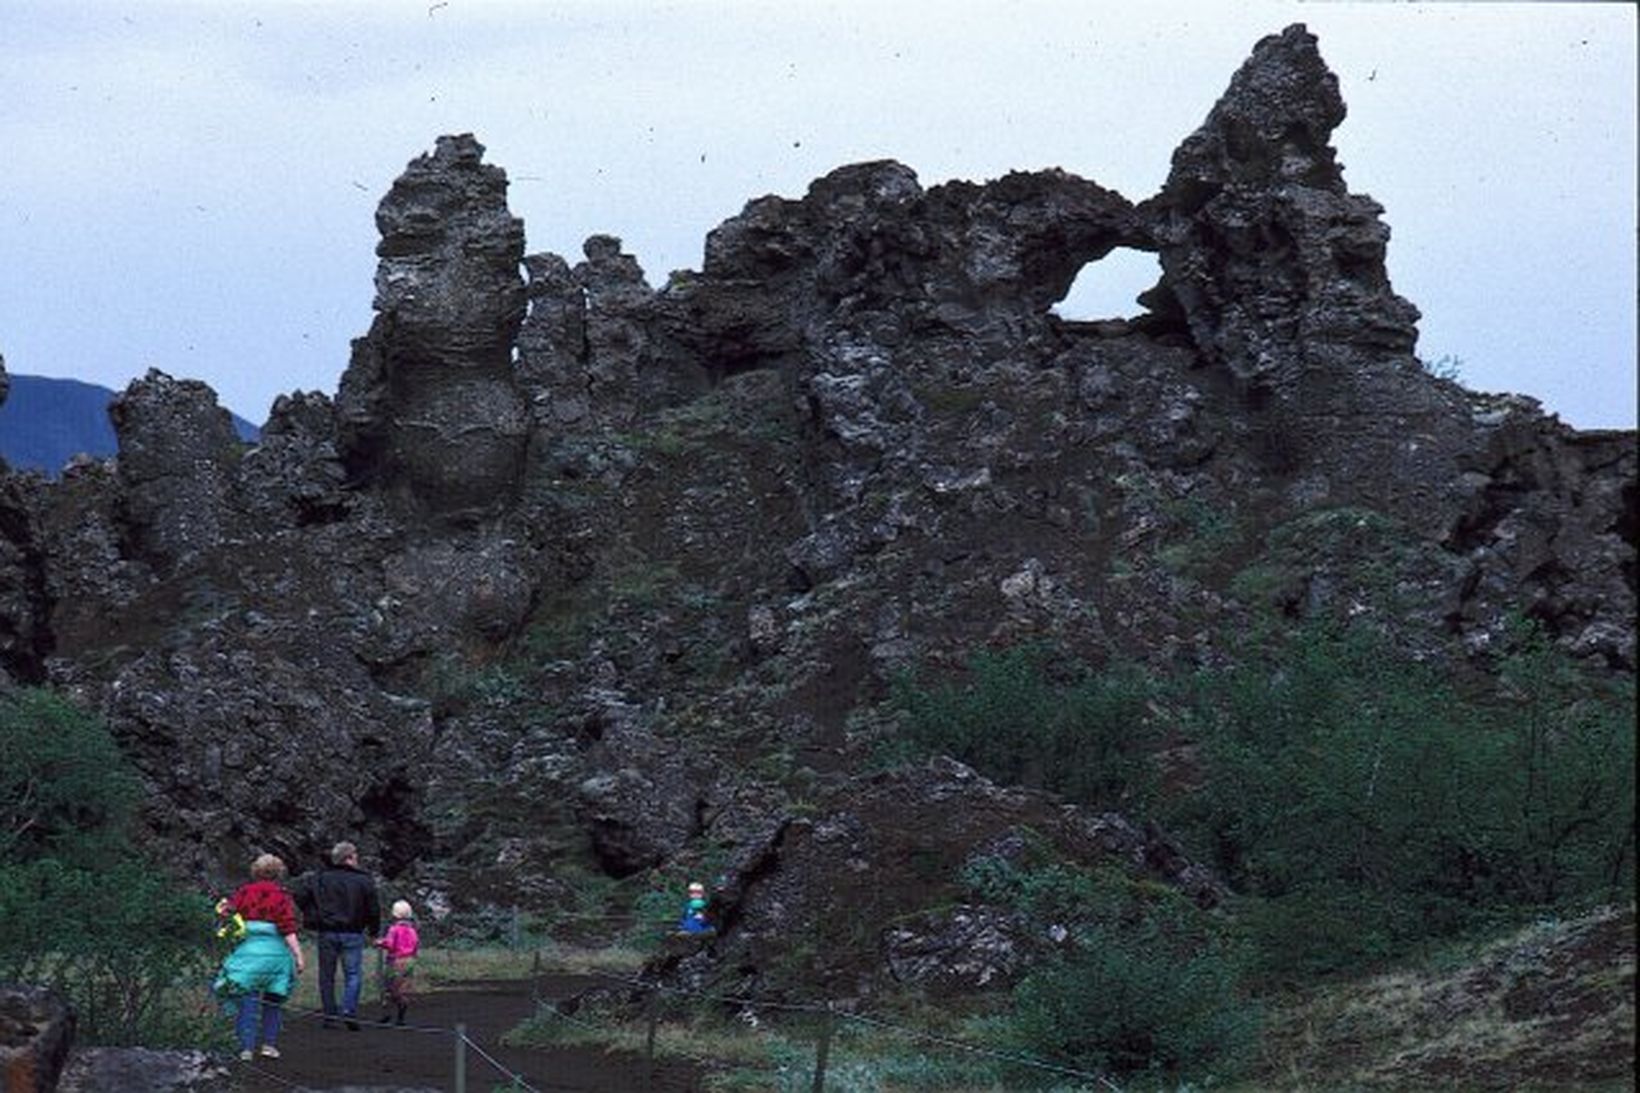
214,921,296,1000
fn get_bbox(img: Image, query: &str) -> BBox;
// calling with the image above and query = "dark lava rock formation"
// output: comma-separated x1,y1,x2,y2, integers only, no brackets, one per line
0,982,76,1093
0,24,1633,997
337,132,531,523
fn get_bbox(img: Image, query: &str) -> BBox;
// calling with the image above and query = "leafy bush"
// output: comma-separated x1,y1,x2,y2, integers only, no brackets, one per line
1491,627,1636,907
959,841,1260,1083
0,687,219,1046
1009,897,1259,1083
889,645,1157,808
1167,621,1635,981
898,621,1634,998
0,688,138,864
0,857,218,1046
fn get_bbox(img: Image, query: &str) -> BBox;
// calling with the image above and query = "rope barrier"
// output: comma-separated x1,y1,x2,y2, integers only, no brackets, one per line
458,1030,543,1093
285,1002,452,1036
582,968,1124,1089
275,1002,543,1092
533,1000,610,1035
590,969,831,1015
843,1011,1123,1091
232,920,1125,1092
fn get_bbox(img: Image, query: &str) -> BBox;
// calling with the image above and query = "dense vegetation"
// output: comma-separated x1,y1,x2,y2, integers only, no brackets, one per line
0,688,217,1046
893,620,1636,1080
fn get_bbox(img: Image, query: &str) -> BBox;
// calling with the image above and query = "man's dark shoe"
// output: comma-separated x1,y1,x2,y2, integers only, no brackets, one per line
344,1018,360,1031
321,1019,337,1030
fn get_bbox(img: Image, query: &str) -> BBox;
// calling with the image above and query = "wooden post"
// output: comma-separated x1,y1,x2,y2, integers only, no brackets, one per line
454,1022,468,1093
644,985,661,1089
811,1003,834,1093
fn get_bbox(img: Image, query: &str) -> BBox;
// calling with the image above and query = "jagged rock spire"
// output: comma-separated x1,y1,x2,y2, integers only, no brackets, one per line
1146,24,1420,400
336,133,530,522
109,369,241,571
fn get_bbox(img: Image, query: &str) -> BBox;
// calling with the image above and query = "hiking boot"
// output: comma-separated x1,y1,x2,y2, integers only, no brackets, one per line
259,1045,281,1059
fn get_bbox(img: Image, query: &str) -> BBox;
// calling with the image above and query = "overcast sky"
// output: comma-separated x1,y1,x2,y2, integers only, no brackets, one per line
1,1,1634,429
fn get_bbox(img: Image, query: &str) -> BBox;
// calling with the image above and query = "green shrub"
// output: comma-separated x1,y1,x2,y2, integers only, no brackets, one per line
0,688,138,864
889,645,1157,809
960,845,1259,1083
902,621,1634,998
0,857,219,1046
1166,621,1636,982
0,687,220,1046
1010,911,1259,1083
960,841,1150,934
1492,625,1636,907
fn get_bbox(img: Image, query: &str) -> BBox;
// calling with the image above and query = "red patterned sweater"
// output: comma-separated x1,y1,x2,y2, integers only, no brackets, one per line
228,880,299,935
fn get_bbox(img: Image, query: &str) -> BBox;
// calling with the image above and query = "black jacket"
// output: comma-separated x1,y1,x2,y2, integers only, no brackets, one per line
293,864,381,935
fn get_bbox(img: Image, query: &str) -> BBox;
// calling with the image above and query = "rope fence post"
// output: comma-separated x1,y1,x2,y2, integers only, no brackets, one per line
811,1001,834,1092
454,1021,468,1093
644,983,661,1086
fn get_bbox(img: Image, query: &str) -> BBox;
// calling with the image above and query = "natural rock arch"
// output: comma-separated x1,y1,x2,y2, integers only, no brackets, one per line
1051,246,1163,322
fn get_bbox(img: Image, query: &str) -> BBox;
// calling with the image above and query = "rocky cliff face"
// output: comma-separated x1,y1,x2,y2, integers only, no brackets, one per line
337,132,531,524
0,24,1632,994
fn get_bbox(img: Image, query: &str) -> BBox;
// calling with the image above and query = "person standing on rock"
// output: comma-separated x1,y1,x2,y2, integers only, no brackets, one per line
214,853,305,1061
293,841,381,1030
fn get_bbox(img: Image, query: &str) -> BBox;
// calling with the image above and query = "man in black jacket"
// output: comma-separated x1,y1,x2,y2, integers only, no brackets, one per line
293,841,381,1030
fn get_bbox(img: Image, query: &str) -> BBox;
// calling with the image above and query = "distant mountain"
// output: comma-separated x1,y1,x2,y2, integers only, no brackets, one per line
0,374,260,475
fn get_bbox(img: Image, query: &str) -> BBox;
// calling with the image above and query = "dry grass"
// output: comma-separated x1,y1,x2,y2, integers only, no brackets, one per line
285,937,645,1001
1246,905,1636,1091
536,939,648,976
509,1006,784,1070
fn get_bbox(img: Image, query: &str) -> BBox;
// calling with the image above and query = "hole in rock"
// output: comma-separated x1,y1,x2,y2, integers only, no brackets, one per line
1051,247,1161,322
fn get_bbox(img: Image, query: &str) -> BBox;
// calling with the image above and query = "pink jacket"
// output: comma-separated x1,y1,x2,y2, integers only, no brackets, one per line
377,921,419,963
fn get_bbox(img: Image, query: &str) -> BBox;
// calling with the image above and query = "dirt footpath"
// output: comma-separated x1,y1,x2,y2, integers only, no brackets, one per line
230,975,702,1092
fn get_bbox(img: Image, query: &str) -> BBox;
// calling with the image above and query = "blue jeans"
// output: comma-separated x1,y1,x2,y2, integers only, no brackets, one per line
317,931,366,1018
233,991,284,1051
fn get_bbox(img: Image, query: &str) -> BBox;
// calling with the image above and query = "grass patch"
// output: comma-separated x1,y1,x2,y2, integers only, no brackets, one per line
1247,905,1635,1091
1154,494,1240,577
509,1002,1024,1091
284,941,541,1014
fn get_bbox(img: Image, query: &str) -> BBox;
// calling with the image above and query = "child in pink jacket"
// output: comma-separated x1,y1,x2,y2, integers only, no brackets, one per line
375,899,420,1026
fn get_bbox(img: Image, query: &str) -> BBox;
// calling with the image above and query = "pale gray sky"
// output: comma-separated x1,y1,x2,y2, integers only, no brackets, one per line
2,1,1634,428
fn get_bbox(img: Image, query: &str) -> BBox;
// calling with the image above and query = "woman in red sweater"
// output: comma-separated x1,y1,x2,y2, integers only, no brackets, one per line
215,854,306,1061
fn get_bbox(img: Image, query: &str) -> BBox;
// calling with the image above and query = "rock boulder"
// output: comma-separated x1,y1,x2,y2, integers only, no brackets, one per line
0,984,74,1093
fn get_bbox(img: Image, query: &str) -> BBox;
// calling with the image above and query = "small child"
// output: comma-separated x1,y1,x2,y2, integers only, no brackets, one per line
375,899,420,1026
677,881,713,935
